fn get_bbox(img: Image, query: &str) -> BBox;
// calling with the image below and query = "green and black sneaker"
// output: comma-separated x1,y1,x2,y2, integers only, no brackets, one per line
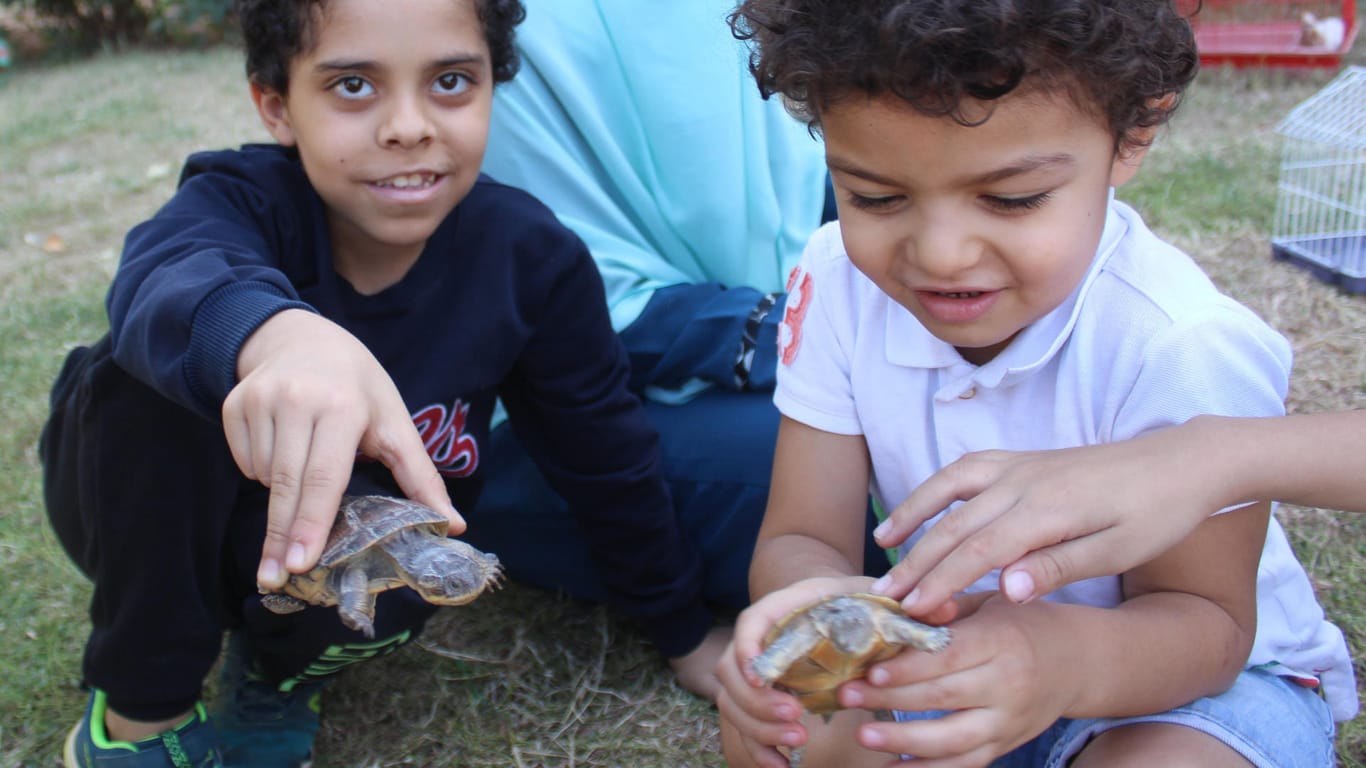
211,632,325,768
64,689,223,767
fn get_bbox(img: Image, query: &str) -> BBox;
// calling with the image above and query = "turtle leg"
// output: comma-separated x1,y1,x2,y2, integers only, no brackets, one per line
751,621,824,685
260,594,307,615
334,563,377,639
884,616,952,653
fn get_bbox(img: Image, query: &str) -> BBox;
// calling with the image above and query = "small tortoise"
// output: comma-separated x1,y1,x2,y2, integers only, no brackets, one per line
751,592,951,716
260,495,502,638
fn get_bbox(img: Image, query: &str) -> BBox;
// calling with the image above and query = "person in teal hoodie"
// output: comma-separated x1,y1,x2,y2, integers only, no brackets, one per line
465,2,891,698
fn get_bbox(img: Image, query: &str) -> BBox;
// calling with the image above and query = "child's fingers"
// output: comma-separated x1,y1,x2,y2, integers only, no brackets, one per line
715,684,805,766
279,413,366,568
875,451,1010,550
885,495,1031,615
734,588,841,681
856,708,1000,767
994,531,1136,604
852,641,994,715
220,389,256,482
364,409,460,531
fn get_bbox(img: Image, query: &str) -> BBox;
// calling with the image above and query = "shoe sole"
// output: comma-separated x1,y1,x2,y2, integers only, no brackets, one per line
62,720,81,768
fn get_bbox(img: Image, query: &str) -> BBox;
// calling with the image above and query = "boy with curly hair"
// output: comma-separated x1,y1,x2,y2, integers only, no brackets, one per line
44,1,717,765
716,1,1356,766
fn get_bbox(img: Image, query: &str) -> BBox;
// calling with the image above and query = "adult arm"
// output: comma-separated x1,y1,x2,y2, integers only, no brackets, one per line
878,411,1366,615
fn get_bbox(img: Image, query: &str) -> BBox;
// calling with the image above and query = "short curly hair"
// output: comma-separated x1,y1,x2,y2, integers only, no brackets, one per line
729,0,1200,155
236,0,526,94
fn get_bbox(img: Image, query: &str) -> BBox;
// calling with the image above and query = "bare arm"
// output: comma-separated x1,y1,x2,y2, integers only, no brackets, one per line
716,417,877,768
876,412,1365,617
750,417,878,598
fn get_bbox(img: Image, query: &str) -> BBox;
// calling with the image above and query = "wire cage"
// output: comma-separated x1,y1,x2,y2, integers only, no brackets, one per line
1175,0,1359,68
1271,66,1366,293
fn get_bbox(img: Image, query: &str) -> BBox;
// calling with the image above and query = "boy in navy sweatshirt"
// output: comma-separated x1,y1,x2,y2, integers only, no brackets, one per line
42,1,716,765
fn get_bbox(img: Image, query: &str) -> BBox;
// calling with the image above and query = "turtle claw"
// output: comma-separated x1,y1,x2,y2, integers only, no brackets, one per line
339,610,376,640
260,593,307,615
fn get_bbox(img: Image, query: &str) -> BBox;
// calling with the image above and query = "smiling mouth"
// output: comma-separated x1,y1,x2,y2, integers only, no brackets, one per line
373,172,439,189
935,290,986,298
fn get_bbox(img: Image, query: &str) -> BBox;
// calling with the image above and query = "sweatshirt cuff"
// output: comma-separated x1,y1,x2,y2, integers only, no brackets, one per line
643,598,715,659
745,292,788,391
185,281,316,409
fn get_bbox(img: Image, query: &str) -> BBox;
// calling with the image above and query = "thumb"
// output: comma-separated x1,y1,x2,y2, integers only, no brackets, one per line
1001,541,1087,603
368,422,462,533
401,462,462,533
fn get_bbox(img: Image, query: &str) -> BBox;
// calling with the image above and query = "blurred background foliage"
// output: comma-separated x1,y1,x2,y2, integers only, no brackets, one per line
0,0,236,61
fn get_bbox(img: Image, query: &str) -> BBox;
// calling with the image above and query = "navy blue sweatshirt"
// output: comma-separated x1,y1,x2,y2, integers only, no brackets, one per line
105,144,710,656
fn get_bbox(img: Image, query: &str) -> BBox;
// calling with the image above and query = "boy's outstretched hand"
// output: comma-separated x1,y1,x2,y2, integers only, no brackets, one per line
223,309,460,590
869,427,1227,618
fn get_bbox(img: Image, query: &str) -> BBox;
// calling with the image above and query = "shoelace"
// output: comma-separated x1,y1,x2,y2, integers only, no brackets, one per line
159,730,194,768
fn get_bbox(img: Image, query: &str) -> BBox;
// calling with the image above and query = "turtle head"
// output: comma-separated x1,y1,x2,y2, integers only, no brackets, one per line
815,598,878,655
409,540,503,605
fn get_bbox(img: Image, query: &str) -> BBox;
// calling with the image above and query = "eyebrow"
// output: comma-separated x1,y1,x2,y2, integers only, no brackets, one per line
314,54,486,74
827,152,1076,187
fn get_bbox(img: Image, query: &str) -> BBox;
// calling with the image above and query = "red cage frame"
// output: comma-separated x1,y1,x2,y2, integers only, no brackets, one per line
1177,0,1360,68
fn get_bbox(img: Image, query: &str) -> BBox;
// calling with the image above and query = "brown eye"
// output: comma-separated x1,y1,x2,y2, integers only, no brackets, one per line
433,72,471,96
332,76,373,99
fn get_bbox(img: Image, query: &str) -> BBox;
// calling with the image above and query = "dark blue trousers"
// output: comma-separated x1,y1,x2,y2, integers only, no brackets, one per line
471,387,890,613
41,337,434,720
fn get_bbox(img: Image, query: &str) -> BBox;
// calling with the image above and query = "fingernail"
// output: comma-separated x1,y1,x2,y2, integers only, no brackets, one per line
867,667,890,686
870,575,892,595
781,729,804,746
901,587,921,609
861,727,885,748
286,542,307,571
258,558,280,587
1004,570,1035,603
873,520,890,542
842,687,864,707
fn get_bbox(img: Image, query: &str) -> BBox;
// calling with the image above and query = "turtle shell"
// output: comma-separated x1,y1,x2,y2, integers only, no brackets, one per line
260,495,500,638
751,592,951,715
318,494,449,567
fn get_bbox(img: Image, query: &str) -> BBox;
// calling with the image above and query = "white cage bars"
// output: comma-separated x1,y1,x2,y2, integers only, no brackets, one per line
1272,65,1366,292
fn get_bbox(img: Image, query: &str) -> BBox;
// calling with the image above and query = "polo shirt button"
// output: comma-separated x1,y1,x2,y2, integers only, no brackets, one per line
959,387,976,399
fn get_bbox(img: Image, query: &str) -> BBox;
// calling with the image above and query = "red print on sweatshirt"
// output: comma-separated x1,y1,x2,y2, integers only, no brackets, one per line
412,400,479,477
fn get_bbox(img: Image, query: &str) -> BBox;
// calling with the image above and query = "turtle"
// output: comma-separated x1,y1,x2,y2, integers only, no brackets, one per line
750,592,952,716
259,495,502,638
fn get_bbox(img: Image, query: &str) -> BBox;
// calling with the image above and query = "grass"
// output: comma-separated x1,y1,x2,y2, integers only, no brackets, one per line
2,44,1365,767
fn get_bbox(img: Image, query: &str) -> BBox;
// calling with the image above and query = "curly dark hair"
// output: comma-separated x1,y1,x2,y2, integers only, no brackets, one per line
235,0,526,94
729,0,1200,155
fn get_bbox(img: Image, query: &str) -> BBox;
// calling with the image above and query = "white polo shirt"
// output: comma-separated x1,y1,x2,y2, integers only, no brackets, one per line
775,199,1358,720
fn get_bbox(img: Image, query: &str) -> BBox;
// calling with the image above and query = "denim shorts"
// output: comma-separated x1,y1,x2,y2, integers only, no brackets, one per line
893,668,1335,767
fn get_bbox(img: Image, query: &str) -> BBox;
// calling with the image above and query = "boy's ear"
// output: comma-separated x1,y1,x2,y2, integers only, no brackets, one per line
250,80,298,147
1109,93,1177,188
1109,143,1150,188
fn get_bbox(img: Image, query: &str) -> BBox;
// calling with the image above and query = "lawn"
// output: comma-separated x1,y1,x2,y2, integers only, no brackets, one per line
1,43,1364,767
